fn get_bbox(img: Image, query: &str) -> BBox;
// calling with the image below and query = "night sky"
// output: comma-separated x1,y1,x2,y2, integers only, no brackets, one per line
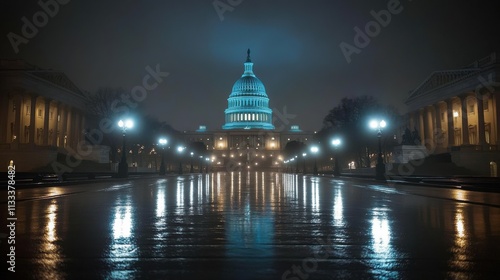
2,0,498,132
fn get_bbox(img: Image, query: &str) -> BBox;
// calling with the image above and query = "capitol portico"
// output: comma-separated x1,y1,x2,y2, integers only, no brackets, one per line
403,52,500,176
0,59,93,171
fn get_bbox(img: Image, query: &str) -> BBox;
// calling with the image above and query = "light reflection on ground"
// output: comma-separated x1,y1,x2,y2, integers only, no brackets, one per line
4,172,500,279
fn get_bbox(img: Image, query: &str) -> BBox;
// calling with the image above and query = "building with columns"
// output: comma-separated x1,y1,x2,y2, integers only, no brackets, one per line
0,59,89,171
178,50,314,171
404,52,500,176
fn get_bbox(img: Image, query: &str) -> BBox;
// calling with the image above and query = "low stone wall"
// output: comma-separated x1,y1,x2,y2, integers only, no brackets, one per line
0,148,58,172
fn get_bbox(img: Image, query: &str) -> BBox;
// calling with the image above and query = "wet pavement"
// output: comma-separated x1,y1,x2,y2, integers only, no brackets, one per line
2,172,500,279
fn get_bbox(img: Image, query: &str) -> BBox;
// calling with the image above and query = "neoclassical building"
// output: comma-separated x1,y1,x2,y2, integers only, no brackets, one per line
0,59,89,171
179,50,313,170
404,52,500,176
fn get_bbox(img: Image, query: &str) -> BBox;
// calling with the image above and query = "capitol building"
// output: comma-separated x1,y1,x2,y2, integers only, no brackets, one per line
179,50,313,170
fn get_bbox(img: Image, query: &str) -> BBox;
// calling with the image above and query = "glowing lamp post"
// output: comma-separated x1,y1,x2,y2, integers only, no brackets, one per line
190,152,194,173
370,119,387,180
331,138,341,176
177,146,185,175
117,119,133,178
302,153,307,173
310,145,319,175
158,138,167,175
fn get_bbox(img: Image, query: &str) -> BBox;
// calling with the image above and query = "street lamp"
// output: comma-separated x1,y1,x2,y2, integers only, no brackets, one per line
190,152,194,173
370,119,387,180
331,138,341,176
310,145,319,175
302,153,307,173
177,146,185,174
117,119,133,178
158,138,167,175
205,157,210,173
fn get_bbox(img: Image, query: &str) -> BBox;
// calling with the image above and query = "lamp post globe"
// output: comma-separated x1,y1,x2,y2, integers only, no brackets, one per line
117,119,133,178
331,138,341,176
190,152,194,173
302,153,307,173
370,119,387,180
158,138,167,175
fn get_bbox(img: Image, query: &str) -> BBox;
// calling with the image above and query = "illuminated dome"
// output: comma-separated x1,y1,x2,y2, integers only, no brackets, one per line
222,49,274,130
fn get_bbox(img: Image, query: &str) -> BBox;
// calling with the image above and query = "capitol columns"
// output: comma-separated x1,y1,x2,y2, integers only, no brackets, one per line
459,94,470,145
475,91,487,147
60,105,68,147
29,94,37,145
433,102,443,148
418,109,426,144
43,97,51,145
445,98,455,147
52,101,60,146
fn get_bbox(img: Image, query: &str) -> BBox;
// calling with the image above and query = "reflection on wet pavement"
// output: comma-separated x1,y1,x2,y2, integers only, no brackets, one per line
2,172,500,279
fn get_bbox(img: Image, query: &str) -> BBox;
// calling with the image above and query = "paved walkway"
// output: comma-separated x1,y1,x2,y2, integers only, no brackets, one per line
2,172,500,279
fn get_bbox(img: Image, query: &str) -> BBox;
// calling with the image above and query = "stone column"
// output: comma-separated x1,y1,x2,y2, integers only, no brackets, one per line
43,98,51,145
68,109,75,149
460,95,470,145
61,106,68,148
0,93,9,143
426,106,434,148
446,99,454,147
434,103,442,147
52,102,60,146
29,95,37,145
476,93,486,147
419,108,430,145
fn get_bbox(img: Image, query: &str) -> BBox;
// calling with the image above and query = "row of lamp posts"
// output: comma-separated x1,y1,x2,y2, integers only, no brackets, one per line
117,118,386,180
116,118,210,178
282,118,386,180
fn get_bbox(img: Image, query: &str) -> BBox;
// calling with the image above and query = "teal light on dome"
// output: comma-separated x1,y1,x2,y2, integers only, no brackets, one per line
222,49,275,130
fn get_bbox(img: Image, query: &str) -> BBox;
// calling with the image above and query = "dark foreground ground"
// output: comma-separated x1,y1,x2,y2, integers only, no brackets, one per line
1,172,500,279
